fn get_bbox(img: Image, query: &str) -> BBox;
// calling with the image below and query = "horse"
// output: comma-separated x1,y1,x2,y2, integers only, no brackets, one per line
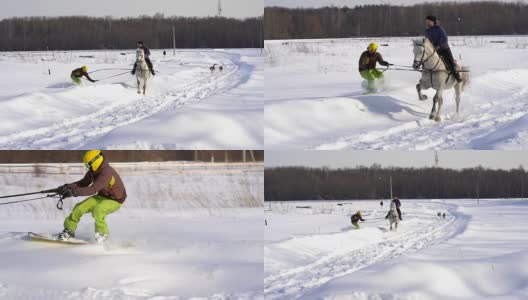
412,38,469,122
135,48,151,95
386,202,400,231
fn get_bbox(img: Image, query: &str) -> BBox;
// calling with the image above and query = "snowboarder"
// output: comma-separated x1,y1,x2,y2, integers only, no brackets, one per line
163,50,166,56
132,41,155,75
424,15,462,83
442,212,446,219
391,197,402,220
56,150,127,243
351,211,365,229
358,42,391,93
70,66,97,85
380,201,384,208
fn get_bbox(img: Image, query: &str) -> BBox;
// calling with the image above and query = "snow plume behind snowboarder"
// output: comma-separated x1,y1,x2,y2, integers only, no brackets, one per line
56,150,127,243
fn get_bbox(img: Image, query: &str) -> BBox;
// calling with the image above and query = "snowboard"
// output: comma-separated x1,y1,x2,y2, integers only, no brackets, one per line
27,232,89,245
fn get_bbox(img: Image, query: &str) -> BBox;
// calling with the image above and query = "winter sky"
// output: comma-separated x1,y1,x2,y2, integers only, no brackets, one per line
265,151,528,170
265,0,527,8
0,0,262,20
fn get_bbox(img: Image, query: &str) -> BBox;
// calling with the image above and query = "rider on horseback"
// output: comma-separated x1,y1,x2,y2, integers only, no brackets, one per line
131,41,155,76
425,16,462,83
390,197,403,220
358,43,391,92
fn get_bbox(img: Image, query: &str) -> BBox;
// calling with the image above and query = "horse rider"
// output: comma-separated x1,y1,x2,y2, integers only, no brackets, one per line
391,197,403,220
351,211,365,229
425,15,462,83
358,43,391,92
71,66,96,85
132,41,155,76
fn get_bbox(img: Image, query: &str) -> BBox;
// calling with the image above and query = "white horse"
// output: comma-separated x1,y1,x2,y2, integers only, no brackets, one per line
412,38,469,121
386,202,400,231
135,48,151,95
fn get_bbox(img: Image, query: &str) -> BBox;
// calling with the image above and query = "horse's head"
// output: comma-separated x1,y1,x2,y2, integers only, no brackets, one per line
412,38,436,70
136,48,145,63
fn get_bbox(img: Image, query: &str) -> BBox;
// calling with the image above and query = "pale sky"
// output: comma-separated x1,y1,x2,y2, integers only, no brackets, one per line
265,151,528,170
1,0,263,20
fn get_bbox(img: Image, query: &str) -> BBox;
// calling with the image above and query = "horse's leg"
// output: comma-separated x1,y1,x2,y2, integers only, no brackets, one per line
429,94,437,120
435,87,445,122
143,78,147,95
455,84,461,117
137,77,141,94
417,81,427,101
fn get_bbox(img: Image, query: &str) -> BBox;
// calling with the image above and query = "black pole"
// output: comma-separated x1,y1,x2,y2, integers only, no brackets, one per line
0,188,58,199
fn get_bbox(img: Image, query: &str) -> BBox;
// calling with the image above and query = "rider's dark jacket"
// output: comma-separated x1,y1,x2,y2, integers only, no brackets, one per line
425,25,449,50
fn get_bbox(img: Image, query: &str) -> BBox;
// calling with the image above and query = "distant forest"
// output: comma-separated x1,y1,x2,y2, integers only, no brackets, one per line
265,166,528,201
0,15,263,51
264,1,528,39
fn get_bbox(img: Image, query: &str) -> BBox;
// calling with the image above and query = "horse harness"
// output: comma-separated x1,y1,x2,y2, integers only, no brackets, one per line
415,43,455,86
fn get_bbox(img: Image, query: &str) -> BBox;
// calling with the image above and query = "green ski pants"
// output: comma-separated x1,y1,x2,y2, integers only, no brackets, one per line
64,195,121,235
71,75,82,85
352,222,360,229
360,69,384,90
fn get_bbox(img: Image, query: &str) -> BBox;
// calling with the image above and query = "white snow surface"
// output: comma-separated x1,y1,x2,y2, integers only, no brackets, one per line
265,0,525,8
264,199,528,299
0,49,263,149
264,36,528,149
0,162,264,299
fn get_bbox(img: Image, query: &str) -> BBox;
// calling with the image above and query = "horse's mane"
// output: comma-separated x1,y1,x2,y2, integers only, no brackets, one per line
413,38,434,52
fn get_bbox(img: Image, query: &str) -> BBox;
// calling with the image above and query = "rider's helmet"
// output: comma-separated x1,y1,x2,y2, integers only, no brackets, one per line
81,66,88,72
367,43,378,53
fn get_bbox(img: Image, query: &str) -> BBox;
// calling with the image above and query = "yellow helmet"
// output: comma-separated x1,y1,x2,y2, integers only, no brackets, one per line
82,66,88,72
368,43,378,52
357,211,362,216
83,150,104,171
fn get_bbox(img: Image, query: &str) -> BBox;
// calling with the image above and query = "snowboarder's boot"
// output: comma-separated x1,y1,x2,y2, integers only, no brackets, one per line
94,232,108,243
57,228,75,241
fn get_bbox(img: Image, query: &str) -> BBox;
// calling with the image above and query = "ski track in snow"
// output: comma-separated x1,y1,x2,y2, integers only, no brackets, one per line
264,202,464,300
0,51,242,150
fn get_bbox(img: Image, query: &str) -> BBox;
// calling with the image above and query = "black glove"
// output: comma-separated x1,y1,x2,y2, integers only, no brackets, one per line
57,185,75,198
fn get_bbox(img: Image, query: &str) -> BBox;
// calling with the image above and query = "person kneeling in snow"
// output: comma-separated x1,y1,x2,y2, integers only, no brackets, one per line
351,211,365,229
70,66,97,85
358,43,391,92
56,150,127,243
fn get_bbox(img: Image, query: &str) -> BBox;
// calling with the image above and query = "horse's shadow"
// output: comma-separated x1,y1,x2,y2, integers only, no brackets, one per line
344,94,429,121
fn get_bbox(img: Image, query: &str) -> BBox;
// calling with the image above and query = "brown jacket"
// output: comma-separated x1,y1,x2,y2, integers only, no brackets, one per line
68,160,127,203
358,51,388,72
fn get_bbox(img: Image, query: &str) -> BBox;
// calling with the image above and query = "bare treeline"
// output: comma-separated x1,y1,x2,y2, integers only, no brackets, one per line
265,166,528,201
265,2,528,40
0,150,264,163
0,15,263,51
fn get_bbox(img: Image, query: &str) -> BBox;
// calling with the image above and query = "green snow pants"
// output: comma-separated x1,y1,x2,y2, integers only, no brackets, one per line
64,195,121,235
360,69,384,90
71,74,82,85
352,222,360,229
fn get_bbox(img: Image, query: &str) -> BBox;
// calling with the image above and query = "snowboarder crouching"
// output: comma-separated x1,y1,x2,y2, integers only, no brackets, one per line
351,211,365,229
56,150,127,243
358,43,391,92
70,66,96,85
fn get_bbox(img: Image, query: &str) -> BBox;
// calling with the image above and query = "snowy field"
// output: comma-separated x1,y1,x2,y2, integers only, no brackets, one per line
265,35,528,149
264,199,528,299
0,162,264,299
0,48,263,149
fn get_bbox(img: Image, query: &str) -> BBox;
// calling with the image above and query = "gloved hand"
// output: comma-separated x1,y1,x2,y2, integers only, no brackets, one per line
57,185,75,198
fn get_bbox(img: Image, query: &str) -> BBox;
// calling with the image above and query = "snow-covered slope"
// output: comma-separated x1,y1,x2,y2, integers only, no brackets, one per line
0,49,263,149
265,0,524,8
0,162,264,299
265,36,528,149
265,199,528,299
